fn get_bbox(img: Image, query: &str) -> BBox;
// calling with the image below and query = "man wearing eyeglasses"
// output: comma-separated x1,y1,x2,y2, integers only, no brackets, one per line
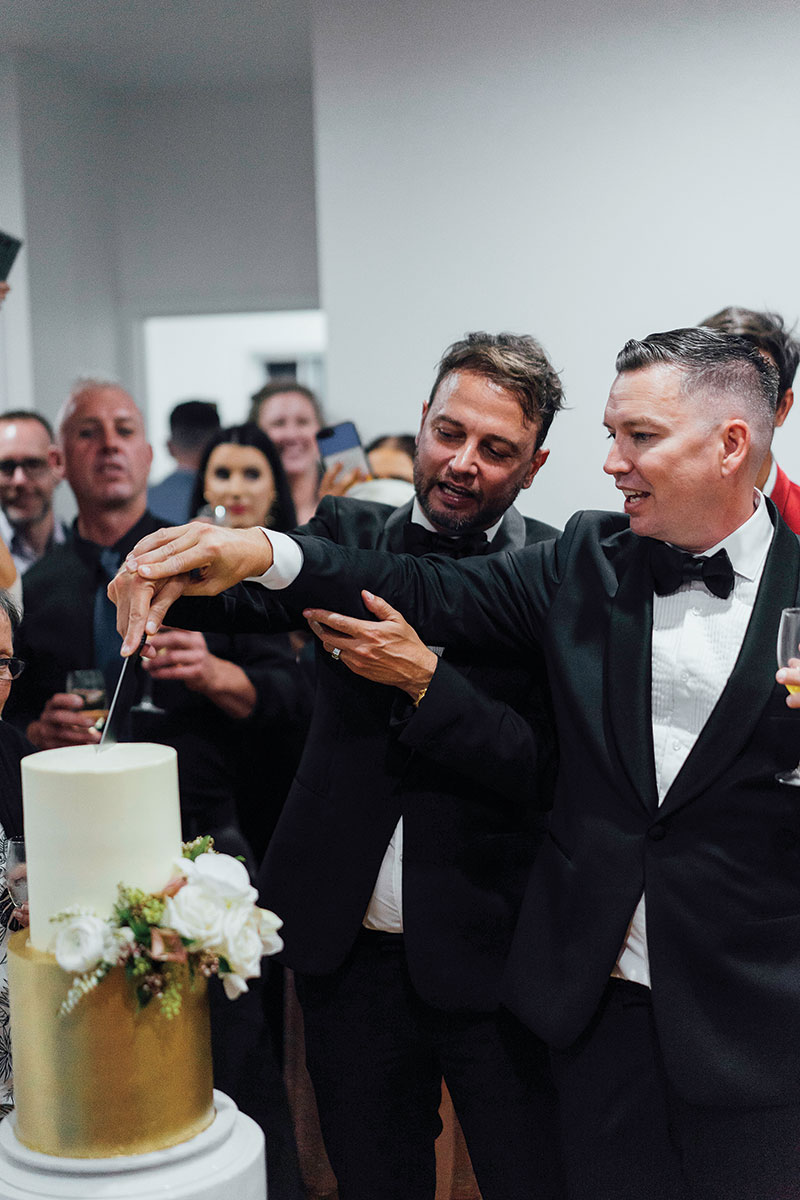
0,412,66,576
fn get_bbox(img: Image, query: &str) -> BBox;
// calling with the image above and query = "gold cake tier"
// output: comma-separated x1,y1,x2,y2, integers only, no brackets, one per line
8,931,215,1158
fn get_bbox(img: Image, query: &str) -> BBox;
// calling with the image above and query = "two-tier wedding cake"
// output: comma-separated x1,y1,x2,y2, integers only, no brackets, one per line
8,743,215,1159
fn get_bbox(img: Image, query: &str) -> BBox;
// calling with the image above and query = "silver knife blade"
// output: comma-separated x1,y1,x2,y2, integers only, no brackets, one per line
97,634,146,752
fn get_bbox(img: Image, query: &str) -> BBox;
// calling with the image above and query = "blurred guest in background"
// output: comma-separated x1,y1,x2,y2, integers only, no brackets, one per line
249,379,324,523
700,306,800,529
346,433,417,507
147,399,220,524
0,412,66,576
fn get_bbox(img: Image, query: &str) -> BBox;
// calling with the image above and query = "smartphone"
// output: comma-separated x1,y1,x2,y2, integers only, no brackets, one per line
316,421,371,478
0,231,23,282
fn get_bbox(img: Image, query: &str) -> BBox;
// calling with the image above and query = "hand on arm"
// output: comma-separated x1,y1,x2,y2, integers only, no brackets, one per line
143,627,257,719
305,590,437,701
27,693,103,750
108,522,274,655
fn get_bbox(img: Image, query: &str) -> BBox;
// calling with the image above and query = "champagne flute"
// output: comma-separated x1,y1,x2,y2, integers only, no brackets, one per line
66,669,108,731
776,607,800,785
5,838,27,907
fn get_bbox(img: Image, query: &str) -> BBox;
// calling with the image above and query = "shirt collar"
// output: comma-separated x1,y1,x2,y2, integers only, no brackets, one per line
410,497,503,544
764,456,779,498
698,490,773,583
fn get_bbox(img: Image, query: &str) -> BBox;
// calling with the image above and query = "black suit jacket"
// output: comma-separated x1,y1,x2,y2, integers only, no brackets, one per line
173,495,558,1012
272,501,800,1106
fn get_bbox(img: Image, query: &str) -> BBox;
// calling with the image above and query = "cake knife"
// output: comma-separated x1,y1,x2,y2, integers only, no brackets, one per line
97,634,147,752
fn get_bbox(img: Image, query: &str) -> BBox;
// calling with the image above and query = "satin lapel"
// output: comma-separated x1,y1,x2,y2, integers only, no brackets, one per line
661,513,800,815
491,506,527,553
606,534,659,812
381,500,414,551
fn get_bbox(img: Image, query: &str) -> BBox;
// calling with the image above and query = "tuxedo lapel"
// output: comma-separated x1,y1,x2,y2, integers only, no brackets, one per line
606,533,659,812
381,500,414,551
661,515,800,815
491,506,528,553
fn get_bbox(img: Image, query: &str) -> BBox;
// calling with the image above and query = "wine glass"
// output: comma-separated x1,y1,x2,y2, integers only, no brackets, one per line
5,838,27,907
66,669,108,732
776,607,800,785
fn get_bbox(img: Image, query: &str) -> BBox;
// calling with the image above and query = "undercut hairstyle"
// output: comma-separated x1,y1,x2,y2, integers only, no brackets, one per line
0,410,55,441
248,379,324,427
168,400,221,451
615,327,779,464
700,307,800,399
0,590,21,639
429,332,564,449
190,422,297,531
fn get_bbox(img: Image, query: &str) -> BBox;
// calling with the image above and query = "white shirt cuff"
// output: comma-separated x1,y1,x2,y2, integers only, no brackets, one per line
247,528,304,589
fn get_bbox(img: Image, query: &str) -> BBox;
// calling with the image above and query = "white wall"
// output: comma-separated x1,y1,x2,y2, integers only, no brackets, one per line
311,0,800,529
114,83,320,408
1,57,320,439
14,51,121,423
0,56,40,414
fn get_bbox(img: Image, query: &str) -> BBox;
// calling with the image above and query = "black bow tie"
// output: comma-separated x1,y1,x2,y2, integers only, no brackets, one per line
402,523,490,560
649,542,735,600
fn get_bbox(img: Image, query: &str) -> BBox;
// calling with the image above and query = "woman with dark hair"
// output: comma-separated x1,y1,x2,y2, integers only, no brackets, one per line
190,422,297,531
144,424,311,861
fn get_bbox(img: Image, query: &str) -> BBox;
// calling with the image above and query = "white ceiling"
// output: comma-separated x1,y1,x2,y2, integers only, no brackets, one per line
0,0,312,90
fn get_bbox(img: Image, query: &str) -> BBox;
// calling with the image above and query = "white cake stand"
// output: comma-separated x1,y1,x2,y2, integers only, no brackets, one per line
0,1091,266,1199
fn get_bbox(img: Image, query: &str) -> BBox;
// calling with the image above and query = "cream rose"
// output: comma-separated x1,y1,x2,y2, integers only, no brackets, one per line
163,884,225,950
53,915,117,974
182,853,257,907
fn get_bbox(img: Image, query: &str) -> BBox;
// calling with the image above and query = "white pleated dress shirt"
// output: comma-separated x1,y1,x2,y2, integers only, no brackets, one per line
613,494,773,986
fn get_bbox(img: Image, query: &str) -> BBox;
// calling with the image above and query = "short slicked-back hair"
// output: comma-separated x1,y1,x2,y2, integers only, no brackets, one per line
700,307,800,398
0,410,55,441
615,327,779,464
429,332,564,450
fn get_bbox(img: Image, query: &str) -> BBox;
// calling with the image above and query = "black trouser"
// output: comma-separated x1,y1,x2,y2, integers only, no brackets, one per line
296,929,564,1200
551,978,800,1200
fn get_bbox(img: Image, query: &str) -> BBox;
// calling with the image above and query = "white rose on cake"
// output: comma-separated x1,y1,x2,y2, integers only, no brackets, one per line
218,906,283,999
180,852,257,907
162,885,225,950
53,914,121,974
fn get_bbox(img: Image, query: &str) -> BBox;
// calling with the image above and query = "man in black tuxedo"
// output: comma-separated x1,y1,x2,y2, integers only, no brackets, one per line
113,326,800,1200
116,332,566,1200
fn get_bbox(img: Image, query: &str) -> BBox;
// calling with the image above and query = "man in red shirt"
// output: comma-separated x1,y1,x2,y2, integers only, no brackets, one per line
701,306,800,530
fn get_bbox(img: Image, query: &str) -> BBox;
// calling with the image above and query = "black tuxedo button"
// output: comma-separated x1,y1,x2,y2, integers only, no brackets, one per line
648,824,667,841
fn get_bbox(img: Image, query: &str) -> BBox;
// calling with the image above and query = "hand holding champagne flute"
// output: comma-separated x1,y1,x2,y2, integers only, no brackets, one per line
776,607,800,784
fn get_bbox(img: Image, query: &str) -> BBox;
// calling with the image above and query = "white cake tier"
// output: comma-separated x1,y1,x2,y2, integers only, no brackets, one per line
22,743,183,952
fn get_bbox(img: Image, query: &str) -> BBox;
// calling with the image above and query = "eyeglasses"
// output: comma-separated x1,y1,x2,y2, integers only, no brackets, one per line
0,658,25,681
0,458,50,479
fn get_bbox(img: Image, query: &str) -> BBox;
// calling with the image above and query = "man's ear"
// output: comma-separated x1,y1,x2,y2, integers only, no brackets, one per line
720,420,749,477
521,447,549,490
48,446,65,482
775,388,794,429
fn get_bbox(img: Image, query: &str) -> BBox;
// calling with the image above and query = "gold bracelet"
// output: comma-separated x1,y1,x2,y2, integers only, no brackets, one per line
413,685,428,708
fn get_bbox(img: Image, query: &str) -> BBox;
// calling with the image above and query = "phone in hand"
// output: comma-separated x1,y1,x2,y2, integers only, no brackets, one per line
0,231,23,282
316,421,371,479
